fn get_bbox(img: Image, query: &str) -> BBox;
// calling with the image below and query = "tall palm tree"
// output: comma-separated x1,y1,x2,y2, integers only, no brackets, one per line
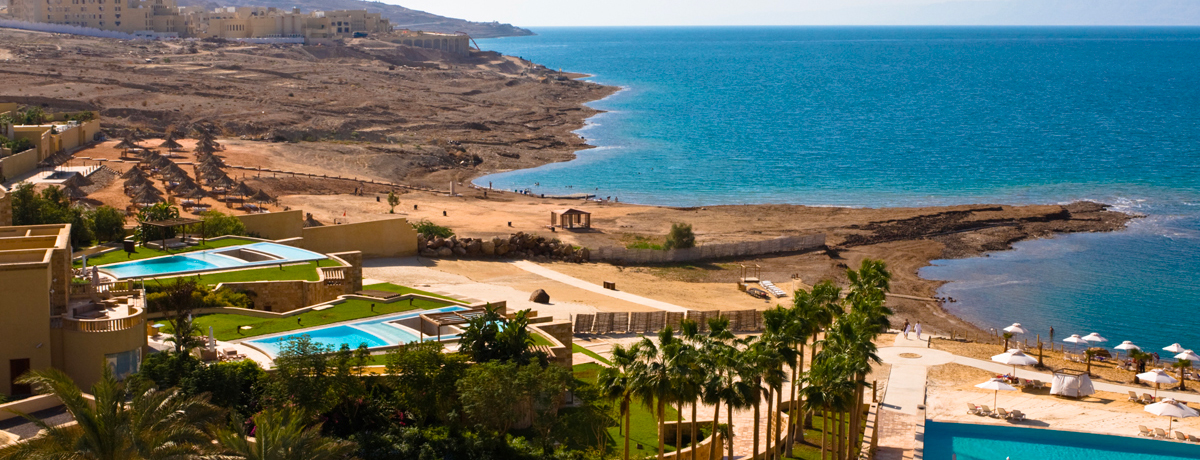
213,407,357,460
599,344,641,460
699,318,739,460
790,280,841,448
763,307,800,460
634,327,682,460
1,368,223,460
821,314,881,459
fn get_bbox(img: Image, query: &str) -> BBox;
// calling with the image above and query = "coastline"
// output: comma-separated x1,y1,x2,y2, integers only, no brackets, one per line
433,73,1137,335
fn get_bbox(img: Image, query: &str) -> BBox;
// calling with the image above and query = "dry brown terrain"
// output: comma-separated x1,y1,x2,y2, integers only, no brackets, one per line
0,28,614,189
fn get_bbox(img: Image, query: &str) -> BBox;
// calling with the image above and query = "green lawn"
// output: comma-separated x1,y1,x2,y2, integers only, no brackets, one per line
187,296,455,341
573,343,613,365
570,363,680,455
152,259,342,285
362,282,459,301
80,237,260,267
784,411,863,460
531,331,554,347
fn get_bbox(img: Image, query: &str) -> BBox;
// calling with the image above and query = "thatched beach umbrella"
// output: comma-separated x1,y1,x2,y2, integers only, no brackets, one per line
131,189,164,206
227,182,256,201
126,183,163,197
177,186,211,206
121,167,147,180
62,184,88,201
250,189,273,205
198,154,226,169
62,173,94,188
194,141,219,156
158,134,183,151
124,174,152,189
114,136,143,151
208,174,236,191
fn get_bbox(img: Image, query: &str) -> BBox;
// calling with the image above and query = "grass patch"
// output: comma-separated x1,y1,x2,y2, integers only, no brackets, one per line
570,363,679,455
80,237,260,267
573,343,612,365
784,411,864,460
362,282,459,301
147,259,342,285
623,235,665,250
187,296,455,341
531,331,554,347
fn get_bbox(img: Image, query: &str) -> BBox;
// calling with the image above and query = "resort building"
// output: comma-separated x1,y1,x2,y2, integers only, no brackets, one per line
0,105,102,182
0,223,147,398
7,0,186,36
392,30,472,56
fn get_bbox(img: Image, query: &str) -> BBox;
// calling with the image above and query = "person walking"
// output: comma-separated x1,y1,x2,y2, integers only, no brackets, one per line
915,321,923,340
902,319,911,339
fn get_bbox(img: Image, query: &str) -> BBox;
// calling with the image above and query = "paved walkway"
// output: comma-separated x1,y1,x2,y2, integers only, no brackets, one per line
875,334,947,460
511,261,690,312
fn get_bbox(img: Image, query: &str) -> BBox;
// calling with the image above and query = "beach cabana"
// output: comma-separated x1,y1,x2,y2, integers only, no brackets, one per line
1050,370,1095,398
551,208,591,229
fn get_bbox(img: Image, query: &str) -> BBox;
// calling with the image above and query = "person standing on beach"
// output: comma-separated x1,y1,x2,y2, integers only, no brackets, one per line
902,319,911,339
915,321,923,340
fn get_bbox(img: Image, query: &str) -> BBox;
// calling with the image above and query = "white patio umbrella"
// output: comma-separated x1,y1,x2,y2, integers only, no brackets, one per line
1082,332,1108,344
975,378,1018,408
992,349,1039,378
1063,334,1086,352
1115,341,1140,352
1137,369,1178,398
1164,343,1187,354
1175,350,1200,362
1145,398,1199,433
1003,323,1029,335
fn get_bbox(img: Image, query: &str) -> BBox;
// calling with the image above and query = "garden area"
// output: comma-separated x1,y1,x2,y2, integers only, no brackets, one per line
79,236,262,267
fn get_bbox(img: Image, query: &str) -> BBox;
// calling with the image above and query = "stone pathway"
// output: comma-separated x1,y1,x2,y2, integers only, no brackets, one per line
511,261,690,312
874,334,952,460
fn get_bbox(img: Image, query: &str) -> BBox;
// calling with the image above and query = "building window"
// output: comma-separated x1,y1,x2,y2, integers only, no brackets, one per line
105,348,141,380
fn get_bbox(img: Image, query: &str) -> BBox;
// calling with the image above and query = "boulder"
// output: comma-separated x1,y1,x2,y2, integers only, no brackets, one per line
466,240,481,255
436,246,453,257
480,239,495,256
429,237,444,250
580,248,590,261
452,246,467,256
529,289,550,304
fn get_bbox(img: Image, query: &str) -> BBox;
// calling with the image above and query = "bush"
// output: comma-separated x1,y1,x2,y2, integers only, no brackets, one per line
133,203,181,243
199,210,248,237
89,206,127,243
413,219,454,238
664,223,696,250
11,182,94,247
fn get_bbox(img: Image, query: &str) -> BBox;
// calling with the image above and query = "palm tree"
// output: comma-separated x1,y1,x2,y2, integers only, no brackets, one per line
699,318,740,460
762,307,800,460
790,280,841,448
633,327,682,460
1,367,223,460
213,406,357,460
598,344,641,460
1174,359,1193,391
820,314,881,460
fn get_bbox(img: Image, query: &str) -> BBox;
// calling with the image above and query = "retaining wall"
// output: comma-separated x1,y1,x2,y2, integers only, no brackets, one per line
595,234,825,264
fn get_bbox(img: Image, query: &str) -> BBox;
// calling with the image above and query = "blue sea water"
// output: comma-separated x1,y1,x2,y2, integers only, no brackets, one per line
477,27,1200,349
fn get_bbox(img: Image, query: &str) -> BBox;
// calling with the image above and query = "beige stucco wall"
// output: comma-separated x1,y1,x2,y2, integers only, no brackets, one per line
12,126,52,160
0,189,11,226
0,146,39,182
214,251,362,312
0,258,54,396
237,209,303,240
300,217,417,258
52,319,147,391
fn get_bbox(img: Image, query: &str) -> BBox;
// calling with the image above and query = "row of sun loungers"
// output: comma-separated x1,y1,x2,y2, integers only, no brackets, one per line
758,280,788,298
1129,391,1162,404
966,403,1026,422
1139,426,1200,442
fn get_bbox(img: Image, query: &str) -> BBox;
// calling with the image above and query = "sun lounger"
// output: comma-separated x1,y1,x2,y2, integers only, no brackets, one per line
978,405,993,417
1031,380,1043,389
1143,393,1157,404
758,281,788,298
1189,434,1200,443
1139,426,1154,437
1156,428,1168,438
1130,391,1141,402
1008,410,1026,422
966,403,980,415
995,408,1009,419
1176,431,1188,441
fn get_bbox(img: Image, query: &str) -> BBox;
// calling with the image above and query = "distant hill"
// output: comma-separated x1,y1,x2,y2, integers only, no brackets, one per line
176,0,533,38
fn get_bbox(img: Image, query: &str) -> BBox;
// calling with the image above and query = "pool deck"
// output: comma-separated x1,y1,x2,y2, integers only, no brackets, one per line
876,334,1200,460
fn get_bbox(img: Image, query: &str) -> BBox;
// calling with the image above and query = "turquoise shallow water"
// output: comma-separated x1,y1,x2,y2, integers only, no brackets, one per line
477,27,1200,351
925,421,1200,460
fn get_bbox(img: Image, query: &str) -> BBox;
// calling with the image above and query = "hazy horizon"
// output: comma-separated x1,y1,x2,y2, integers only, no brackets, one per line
381,0,1200,28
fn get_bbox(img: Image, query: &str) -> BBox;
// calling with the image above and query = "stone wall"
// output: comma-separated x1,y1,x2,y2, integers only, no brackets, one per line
531,320,573,368
0,189,11,226
237,209,303,240
214,251,362,313
419,232,589,263
301,217,418,258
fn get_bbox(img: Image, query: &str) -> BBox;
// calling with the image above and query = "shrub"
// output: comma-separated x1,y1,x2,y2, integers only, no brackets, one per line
89,206,127,243
11,182,94,247
199,210,248,237
413,219,454,238
133,203,181,243
664,223,696,250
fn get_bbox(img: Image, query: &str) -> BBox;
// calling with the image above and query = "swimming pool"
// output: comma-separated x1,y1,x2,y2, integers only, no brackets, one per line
245,306,467,357
98,242,328,279
924,421,1200,460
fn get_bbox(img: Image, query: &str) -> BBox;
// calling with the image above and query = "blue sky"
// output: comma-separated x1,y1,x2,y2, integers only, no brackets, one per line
382,0,1200,27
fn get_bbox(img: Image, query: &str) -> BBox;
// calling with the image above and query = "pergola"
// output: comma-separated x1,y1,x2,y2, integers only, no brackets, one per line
418,307,489,341
138,217,205,249
551,208,591,229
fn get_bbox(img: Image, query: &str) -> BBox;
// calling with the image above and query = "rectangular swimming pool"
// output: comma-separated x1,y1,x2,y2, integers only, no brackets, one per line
924,421,1200,460
245,306,467,357
98,242,328,279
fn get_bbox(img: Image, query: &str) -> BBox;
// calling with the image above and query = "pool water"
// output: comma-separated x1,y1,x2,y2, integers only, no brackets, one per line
924,421,1200,460
98,242,327,279
246,306,467,357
